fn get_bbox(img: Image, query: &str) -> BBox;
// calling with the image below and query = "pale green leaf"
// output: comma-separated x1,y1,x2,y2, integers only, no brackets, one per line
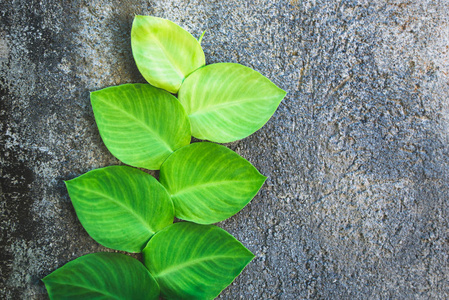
90,83,191,170
160,142,266,224
43,252,160,300
65,166,174,253
131,16,205,93
143,222,254,300
178,63,286,143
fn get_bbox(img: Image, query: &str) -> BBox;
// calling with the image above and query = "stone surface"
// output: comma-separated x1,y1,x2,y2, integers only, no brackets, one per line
1,0,449,299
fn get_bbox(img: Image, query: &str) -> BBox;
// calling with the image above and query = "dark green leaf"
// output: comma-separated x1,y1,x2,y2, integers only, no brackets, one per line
43,252,160,300
143,222,254,300
65,166,174,252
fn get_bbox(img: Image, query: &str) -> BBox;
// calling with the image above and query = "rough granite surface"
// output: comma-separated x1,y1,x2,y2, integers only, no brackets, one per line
1,0,449,299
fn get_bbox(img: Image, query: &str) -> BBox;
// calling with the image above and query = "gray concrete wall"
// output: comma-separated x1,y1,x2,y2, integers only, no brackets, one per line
1,0,448,299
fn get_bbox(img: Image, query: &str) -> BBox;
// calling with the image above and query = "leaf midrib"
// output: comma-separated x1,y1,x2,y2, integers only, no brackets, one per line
188,95,277,117
96,97,174,152
151,31,185,80
75,186,155,235
170,179,261,198
154,254,240,278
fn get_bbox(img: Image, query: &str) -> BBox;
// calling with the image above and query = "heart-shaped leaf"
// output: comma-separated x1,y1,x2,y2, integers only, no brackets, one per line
43,252,160,300
178,63,286,143
65,166,174,252
131,16,205,93
91,83,191,170
160,142,266,224
143,222,254,300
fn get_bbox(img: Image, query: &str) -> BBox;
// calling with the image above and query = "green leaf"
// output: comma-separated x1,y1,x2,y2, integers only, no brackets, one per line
43,252,160,300
65,166,174,253
143,222,254,300
90,83,191,170
131,16,205,93
160,142,266,224
178,63,286,143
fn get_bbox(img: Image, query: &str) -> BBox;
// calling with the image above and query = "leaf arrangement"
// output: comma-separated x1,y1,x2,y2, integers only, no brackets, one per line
43,16,285,299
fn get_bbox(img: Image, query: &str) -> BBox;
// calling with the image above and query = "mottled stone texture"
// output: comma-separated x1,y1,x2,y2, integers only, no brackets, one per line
1,0,448,299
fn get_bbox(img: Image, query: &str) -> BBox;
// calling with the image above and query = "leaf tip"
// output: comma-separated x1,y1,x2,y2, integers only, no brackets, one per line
275,87,287,104
132,14,146,22
249,251,256,261
41,274,52,294
89,90,100,105
64,177,79,195
281,88,287,97
64,176,76,185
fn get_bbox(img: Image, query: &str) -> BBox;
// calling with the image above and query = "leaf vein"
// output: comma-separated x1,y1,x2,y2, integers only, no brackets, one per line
96,97,174,152
74,187,155,235
154,255,239,278
170,179,261,198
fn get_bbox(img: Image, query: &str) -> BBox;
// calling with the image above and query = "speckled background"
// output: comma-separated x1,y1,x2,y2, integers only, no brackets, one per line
1,0,448,299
